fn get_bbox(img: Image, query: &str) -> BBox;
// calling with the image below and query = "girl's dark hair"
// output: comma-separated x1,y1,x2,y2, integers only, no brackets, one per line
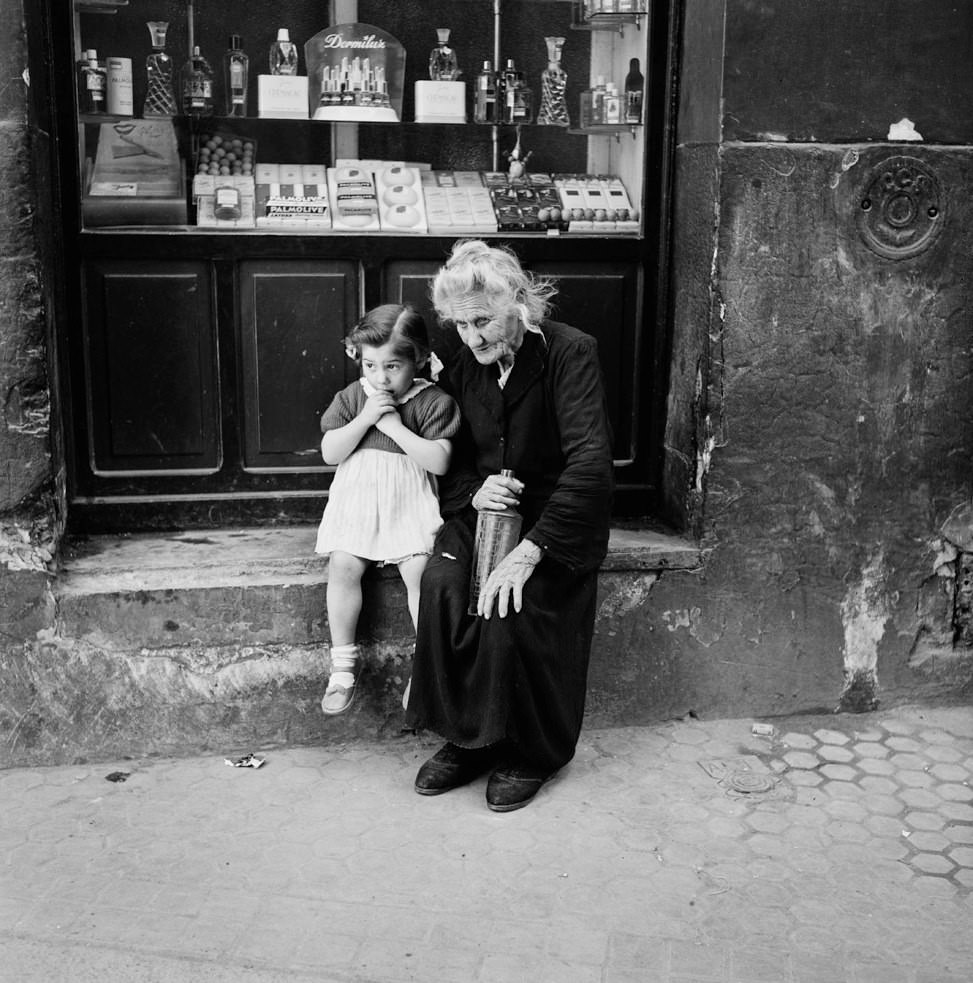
344,304,430,367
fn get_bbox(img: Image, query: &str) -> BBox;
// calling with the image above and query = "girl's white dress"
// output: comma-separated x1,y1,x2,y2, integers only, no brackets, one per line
315,378,460,563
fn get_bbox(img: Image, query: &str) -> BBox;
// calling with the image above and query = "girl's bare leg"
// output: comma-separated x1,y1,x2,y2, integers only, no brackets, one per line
322,551,370,715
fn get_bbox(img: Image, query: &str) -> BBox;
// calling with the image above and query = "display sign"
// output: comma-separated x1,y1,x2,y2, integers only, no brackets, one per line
305,23,405,122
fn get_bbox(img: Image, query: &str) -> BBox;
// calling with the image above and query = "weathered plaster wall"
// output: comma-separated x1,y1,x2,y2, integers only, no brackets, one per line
656,0,973,717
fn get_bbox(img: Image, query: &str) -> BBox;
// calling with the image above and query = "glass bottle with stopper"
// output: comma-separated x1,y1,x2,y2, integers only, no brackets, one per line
143,22,177,117
537,36,569,126
429,28,461,80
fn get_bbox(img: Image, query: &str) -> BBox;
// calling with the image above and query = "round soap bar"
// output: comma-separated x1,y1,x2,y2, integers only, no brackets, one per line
383,185,418,206
380,166,415,186
386,204,420,227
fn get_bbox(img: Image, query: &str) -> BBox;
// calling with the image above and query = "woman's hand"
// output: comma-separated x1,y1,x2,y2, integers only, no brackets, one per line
359,390,397,427
479,539,544,619
472,472,524,512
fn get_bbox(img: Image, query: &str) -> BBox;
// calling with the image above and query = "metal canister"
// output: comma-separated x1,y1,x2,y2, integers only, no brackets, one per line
468,469,523,616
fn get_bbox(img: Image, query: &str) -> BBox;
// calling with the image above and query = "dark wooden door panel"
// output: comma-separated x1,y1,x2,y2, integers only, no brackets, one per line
82,261,220,474
239,260,360,471
531,261,642,466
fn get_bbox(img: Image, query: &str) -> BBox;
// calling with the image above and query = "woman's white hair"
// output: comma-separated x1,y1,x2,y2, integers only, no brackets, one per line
432,239,557,328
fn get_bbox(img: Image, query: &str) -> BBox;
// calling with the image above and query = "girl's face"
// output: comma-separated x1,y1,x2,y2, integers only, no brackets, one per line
359,342,419,400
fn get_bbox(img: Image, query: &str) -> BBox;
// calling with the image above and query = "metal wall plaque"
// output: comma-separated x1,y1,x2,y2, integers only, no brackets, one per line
856,156,943,259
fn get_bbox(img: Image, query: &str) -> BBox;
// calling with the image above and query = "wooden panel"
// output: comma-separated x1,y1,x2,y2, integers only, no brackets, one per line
82,260,220,474
382,259,465,365
529,261,642,465
239,260,360,471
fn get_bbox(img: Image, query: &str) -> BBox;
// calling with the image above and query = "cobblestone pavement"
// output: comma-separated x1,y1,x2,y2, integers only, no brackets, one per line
2,704,972,983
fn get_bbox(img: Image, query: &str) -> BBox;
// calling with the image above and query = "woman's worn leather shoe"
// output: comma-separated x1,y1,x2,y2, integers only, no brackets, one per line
414,742,497,796
486,764,555,812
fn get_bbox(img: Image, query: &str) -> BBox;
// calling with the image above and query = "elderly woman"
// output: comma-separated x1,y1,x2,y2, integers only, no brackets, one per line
405,239,614,812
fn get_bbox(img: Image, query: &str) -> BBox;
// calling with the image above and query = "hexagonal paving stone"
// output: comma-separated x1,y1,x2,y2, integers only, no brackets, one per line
917,728,954,745
744,811,791,835
824,799,868,823
898,770,935,789
909,852,955,875
903,811,947,832
819,763,858,782
946,845,973,868
886,735,924,753
944,823,973,844
781,732,818,750
890,752,928,770
818,744,855,764
861,793,905,817
785,770,824,788
898,788,943,810
906,830,951,853
865,813,907,838
859,775,898,796
851,727,886,742
813,728,851,746
940,802,973,823
936,783,973,803
852,741,890,759
882,718,918,735
925,745,964,764
782,750,821,770
827,820,871,843
859,758,896,776
953,867,973,889
929,763,971,782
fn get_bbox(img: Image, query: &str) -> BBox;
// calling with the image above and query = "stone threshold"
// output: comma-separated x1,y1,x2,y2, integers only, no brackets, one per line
56,525,704,594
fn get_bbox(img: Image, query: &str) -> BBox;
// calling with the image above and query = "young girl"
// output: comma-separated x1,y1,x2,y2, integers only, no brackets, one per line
315,304,460,715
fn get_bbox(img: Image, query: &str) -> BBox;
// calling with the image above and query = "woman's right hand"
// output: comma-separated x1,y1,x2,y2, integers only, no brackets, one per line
472,472,524,512
359,390,397,427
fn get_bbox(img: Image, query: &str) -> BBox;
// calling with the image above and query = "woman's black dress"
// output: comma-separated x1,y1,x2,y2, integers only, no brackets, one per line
406,321,614,772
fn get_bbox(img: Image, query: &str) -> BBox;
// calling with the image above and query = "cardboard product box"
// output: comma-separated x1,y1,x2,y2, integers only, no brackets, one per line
328,165,380,232
258,75,309,119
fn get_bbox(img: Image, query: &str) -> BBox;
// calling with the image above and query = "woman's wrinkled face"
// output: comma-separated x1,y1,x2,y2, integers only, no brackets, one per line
439,296,525,366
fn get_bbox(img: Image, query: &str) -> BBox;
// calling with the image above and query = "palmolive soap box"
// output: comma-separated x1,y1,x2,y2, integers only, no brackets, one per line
255,162,331,230
328,163,380,232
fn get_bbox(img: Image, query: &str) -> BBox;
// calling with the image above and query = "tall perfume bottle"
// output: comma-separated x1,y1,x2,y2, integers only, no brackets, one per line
143,21,177,117
473,60,497,123
537,36,569,126
224,35,249,117
624,57,644,124
269,28,298,75
428,28,460,80
78,49,106,115
501,59,532,124
181,45,215,116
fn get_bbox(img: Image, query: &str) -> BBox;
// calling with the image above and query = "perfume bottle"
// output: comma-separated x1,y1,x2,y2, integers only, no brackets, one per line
501,59,532,124
428,28,460,81
537,36,569,126
269,29,298,76
224,36,249,117
468,470,523,616
624,57,644,124
143,22,177,117
473,60,497,123
181,45,215,116
78,49,106,115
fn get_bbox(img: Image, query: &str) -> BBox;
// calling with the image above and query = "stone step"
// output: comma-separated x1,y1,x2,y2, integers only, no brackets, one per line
44,525,702,763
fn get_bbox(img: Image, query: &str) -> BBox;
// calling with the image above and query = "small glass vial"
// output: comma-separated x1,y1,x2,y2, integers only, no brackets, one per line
474,60,497,123
468,469,524,616
270,28,298,76
78,50,107,115
224,35,249,117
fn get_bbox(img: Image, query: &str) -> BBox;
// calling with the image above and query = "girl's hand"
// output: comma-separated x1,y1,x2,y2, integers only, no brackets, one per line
472,472,524,512
479,539,544,619
374,407,404,437
359,390,397,427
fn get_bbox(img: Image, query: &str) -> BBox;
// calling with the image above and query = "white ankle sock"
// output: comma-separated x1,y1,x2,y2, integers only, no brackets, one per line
328,644,358,689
